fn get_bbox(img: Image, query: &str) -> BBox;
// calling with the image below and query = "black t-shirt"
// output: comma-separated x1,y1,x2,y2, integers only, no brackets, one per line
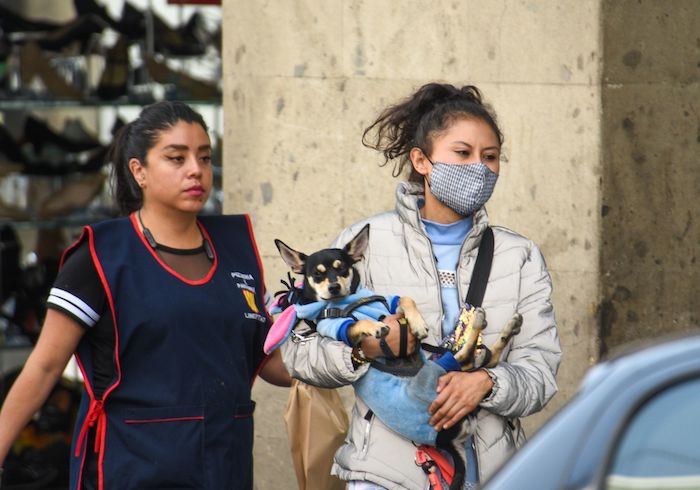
47,242,115,397
46,239,220,397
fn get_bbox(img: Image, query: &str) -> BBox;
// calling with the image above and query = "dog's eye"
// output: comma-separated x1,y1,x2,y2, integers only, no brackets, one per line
311,271,324,281
335,265,348,275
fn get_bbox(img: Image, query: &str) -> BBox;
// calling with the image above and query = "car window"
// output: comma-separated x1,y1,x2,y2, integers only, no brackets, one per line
605,377,700,490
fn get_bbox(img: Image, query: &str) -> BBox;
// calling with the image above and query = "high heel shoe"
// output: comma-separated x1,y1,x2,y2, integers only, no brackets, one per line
21,144,107,177
38,171,106,219
74,0,145,42
0,4,61,34
22,116,101,154
145,55,219,100
19,42,82,99
34,14,107,53
151,11,207,57
95,36,129,100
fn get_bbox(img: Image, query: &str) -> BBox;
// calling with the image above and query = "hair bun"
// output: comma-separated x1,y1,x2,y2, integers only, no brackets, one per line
458,85,484,106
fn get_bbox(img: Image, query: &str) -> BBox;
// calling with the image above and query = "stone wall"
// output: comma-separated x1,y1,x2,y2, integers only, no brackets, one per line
219,0,697,488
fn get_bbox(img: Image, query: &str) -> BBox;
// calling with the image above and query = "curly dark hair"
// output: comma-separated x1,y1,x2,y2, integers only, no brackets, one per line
362,83,503,182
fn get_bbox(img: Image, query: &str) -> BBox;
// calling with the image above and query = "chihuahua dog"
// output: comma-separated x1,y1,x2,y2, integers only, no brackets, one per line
274,224,522,490
275,223,429,347
275,224,520,370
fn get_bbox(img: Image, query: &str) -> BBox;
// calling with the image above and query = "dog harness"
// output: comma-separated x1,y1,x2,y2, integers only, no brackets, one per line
415,445,454,490
67,214,269,490
264,288,400,353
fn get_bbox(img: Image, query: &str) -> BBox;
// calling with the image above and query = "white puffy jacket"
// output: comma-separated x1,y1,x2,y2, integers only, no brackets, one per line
281,181,561,488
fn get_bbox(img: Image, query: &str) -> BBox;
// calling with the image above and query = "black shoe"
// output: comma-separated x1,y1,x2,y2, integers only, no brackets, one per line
151,11,205,57
145,54,219,100
23,115,101,154
0,4,60,34
74,0,145,41
156,10,214,57
95,36,129,100
35,14,107,53
22,144,107,177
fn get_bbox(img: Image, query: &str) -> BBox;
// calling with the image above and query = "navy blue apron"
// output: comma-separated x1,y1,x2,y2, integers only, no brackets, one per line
66,214,270,490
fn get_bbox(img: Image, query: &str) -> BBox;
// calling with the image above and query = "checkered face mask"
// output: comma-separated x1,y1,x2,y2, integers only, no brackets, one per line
428,161,498,217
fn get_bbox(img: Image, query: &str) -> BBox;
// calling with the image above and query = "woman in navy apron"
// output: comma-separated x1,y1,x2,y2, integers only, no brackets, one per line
0,101,291,489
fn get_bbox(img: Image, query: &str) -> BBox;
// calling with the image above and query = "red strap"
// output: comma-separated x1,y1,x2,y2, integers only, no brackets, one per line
74,400,105,457
417,445,454,484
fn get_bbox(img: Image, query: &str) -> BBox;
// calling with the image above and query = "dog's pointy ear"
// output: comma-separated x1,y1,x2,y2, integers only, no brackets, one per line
275,239,307,274
343,223,370,263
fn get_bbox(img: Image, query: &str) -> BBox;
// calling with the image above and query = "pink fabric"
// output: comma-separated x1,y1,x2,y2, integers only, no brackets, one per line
264,305,297,354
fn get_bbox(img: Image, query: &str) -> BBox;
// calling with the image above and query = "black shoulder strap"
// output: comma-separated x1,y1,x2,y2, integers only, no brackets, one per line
464,227,494,308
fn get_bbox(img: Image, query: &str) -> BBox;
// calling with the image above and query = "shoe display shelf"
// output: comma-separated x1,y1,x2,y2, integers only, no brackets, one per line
0,0,224,226
0,1,224,391
0,100,223,230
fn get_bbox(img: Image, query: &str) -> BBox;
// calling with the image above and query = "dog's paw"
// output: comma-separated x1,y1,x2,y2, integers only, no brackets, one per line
348,319,390,345
375,323,390,338
396,296,428,339
407,316,428,340
504,313,523,338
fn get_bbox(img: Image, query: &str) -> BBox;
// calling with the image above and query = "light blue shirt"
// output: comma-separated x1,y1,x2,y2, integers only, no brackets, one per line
422,216,473,336
422,215,480,485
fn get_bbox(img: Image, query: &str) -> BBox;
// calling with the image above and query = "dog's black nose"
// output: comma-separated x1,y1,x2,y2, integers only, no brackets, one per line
328,283,341,295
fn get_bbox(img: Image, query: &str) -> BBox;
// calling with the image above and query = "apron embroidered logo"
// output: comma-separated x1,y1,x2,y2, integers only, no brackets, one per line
231,271,266,322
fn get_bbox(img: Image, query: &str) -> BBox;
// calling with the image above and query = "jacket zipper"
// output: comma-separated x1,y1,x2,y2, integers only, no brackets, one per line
472,435,482,483
416,231,445,337
360,410,373,458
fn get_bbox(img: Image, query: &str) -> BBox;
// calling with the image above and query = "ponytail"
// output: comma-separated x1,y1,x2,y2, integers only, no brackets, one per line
109,122,142,215
362,83,503,182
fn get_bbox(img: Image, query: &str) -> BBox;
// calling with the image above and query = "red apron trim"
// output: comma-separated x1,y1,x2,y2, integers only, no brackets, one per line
98,414,106,490
129,213,217,285
75,400,105,457
86,226,123,398
86,225,121,490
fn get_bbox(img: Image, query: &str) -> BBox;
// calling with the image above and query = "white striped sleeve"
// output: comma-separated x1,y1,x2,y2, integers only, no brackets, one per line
47,287,101,328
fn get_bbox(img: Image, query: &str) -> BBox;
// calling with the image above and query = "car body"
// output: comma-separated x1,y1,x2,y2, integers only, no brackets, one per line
483,333,700,490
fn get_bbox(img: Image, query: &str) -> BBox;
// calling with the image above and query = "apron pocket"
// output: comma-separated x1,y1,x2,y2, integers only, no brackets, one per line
115,405,205,489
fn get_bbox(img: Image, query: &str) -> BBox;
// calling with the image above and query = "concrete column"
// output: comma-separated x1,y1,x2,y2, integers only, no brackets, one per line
222,1,697,488
599,0,700,355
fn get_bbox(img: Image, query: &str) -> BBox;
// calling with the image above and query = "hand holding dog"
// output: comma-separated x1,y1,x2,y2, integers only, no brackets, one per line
428,370,493,430
359,313,417,359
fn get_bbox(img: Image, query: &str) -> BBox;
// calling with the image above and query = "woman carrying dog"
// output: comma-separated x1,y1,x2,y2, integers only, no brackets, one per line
281,83,561,489
0,101,291,489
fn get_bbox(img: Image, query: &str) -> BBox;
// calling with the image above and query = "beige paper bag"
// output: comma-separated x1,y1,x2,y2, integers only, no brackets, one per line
284,379,349,490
